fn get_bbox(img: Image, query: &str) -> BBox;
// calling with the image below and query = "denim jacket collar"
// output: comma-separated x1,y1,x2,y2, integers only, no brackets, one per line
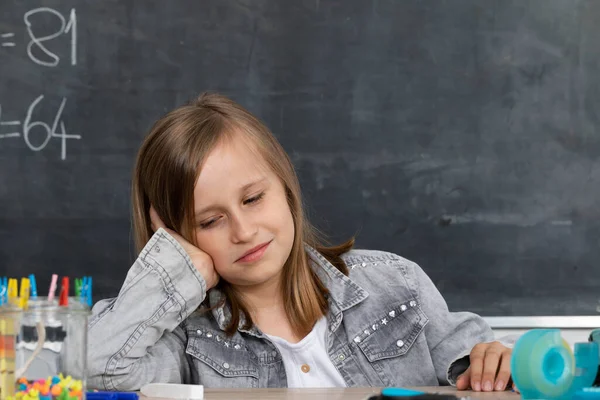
208,244,369,334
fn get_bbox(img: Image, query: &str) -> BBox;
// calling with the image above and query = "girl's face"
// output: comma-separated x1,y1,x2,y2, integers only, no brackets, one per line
192,134,295,289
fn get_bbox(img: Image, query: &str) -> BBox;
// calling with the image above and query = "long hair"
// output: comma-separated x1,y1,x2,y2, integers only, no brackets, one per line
132,92,354,336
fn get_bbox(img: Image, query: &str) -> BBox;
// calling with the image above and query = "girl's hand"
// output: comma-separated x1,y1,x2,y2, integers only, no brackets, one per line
150,206,220,290
456,341,512,392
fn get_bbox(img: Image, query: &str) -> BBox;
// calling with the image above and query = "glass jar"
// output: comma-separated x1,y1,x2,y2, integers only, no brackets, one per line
0,297,90,400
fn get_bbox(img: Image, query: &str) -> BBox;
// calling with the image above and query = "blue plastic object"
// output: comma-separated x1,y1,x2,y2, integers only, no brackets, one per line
381,388,426,397
573,388,600,400
511,329,599,400
86,392,139,400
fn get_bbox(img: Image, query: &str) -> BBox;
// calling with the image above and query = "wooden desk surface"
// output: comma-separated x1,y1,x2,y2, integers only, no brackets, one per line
146,386,520,400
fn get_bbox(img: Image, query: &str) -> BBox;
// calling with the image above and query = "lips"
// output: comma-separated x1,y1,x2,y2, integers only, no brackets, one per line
236,240,272,263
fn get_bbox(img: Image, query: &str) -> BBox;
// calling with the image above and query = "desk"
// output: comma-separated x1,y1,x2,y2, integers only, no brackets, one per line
148,387,519,400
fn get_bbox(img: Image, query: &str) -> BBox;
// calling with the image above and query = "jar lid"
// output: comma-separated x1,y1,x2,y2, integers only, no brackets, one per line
0,296,90,314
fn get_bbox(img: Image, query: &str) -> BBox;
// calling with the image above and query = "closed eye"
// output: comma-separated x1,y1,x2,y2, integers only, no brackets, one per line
198,193,264,229
243,192,264,205
199,217,219,229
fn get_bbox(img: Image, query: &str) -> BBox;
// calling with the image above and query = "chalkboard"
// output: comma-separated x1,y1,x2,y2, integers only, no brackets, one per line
2,0,600,316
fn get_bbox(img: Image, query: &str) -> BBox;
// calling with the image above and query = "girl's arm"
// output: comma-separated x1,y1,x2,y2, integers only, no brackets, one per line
87,229,207,390
408,262,502,387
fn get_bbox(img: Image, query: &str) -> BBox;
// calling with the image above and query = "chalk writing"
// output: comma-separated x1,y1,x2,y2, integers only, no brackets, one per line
0,96,81,160
22,7,77,66
1,32,15,47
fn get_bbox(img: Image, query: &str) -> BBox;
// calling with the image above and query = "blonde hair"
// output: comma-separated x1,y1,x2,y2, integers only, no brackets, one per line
132,92,353,336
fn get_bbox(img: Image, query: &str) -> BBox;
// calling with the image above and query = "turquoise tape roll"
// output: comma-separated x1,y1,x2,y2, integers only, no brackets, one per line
511,330,574,399
511,329,599,400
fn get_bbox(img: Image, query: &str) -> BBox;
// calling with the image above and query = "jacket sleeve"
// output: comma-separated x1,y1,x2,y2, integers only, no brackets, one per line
87,228,207,390
407,261,496,385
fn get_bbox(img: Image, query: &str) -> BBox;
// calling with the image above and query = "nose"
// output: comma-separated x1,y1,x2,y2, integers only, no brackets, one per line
230,211,257,243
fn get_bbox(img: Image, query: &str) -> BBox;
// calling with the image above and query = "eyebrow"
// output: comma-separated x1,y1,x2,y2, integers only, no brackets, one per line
194,177,268,218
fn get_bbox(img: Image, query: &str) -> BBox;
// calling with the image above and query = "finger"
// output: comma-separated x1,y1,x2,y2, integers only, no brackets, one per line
456,367,471,390
149,205,166,231
481,344,502,391
469,344,486,391
494,350,512,391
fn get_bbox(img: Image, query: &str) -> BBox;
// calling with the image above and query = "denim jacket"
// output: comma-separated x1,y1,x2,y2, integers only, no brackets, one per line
88,228,496,390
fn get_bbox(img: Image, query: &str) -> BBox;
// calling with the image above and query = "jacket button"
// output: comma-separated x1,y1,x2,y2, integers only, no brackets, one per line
338,354,345,360
396,340,405,347
154,245,160,253
301,364,310,373
223,363,230,369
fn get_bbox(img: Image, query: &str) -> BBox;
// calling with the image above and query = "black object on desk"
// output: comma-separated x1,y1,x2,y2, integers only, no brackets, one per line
367,388,461,400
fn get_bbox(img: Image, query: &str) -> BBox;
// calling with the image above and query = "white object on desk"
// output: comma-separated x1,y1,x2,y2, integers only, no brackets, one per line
484,316,600,348
140,383,204,400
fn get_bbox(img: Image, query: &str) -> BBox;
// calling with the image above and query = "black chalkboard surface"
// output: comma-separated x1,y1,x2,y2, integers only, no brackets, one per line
1,0,599,316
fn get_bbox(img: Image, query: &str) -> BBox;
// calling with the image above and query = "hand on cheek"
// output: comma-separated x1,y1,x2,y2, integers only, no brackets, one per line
456,341,512,392
150,206,220,289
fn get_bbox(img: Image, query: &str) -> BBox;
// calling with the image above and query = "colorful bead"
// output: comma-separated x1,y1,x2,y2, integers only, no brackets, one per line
50,385,62,397
14,375,84,400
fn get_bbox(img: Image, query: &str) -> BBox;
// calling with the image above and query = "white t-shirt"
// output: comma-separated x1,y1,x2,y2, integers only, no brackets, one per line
264,317,347,388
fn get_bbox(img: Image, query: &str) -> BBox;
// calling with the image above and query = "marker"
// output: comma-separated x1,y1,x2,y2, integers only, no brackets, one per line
0,277,7,305
82,276,93,307
59,277,69,306
19,277,30,309
87,276,93,306
28,274,38,298
74,278,82,297
7,278,18,305
48,274,58,301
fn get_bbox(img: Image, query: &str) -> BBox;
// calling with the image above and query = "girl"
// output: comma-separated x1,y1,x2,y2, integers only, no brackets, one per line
88,93,512,392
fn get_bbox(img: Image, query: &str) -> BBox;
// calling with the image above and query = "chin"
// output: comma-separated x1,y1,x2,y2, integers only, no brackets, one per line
226,267,283,287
